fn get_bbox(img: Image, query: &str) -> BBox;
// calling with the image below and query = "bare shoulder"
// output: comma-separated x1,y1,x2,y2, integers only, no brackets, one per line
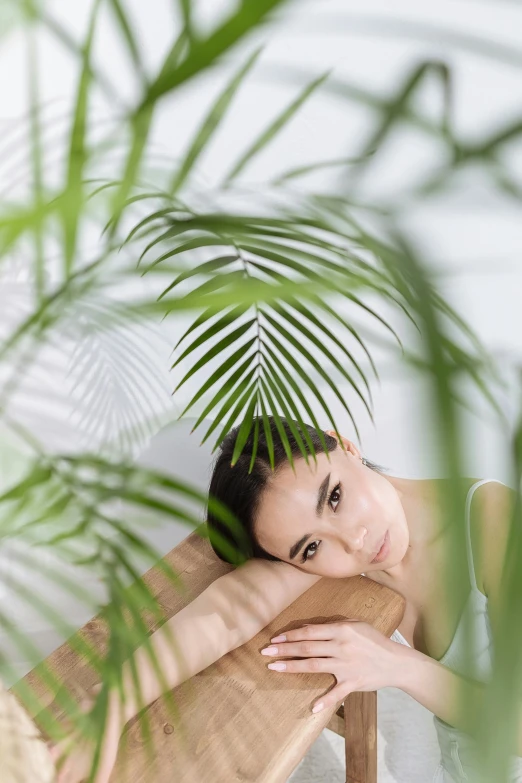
468,478,517,599
431,476,507,596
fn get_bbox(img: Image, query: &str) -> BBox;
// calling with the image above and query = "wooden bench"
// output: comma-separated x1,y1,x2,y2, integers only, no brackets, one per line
17,530,405,782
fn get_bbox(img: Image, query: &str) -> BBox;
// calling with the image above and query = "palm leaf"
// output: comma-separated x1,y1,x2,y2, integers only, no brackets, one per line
262,310,362,441
270,153,376,185
210,380,258,454
223,70,331,185
169,46,263,195
342,60,452,193
269,301,375,424
189,353,259,432
61,0,101,275
261,340,332,452
108,0,145,80
199,366,258,445
142,0,290,107
262,364,314,466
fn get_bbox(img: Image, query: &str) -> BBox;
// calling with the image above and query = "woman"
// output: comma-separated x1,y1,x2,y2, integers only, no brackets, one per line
50,416,522,782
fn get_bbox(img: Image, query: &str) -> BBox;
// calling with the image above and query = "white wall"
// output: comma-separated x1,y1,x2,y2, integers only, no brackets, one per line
2,0,521,479
1,2,522,779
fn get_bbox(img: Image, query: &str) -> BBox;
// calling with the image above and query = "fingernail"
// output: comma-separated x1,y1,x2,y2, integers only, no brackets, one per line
261,646,278,656
270,634,286,643
268,662,286,671
312,702,324,713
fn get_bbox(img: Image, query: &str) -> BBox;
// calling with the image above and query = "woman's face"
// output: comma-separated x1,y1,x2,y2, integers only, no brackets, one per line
253,432,410,578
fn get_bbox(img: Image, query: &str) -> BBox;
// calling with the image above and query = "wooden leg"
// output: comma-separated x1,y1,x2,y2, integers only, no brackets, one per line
326,704,345,737
344,691,377,783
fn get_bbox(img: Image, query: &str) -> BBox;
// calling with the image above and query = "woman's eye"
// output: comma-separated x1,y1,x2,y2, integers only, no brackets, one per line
302,540,320,563
329,482,342,511
301,482,342,563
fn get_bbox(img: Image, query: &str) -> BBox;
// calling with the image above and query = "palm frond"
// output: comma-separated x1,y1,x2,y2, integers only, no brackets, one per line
169,46,264,195
222,70,331,185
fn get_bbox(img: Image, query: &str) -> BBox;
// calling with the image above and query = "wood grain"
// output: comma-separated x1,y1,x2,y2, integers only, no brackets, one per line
17,531,405,782
345,692,377,783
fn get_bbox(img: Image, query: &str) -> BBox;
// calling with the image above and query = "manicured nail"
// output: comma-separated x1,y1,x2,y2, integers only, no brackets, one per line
261,646,278,656
270,634,286,643
312,702,324,713
268,662,286,671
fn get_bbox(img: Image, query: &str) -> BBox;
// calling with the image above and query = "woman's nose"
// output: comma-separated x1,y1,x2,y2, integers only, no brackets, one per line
344,526,367,552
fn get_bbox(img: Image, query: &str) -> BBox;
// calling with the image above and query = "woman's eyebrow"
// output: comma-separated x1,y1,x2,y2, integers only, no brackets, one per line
316,472,331,517
288,472,331,560
289,533,312,561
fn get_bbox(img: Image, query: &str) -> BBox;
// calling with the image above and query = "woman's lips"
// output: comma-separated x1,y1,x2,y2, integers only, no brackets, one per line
370,530,390,564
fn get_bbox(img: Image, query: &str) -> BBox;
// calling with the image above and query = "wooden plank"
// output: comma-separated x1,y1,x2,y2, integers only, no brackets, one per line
19,532,235,716
345,691,378,783
18,533,405,782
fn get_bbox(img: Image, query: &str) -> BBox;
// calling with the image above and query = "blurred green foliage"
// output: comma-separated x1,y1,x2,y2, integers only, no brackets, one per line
1,2,522,781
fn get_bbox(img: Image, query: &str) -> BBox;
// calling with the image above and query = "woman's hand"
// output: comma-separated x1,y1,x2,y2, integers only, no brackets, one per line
260,619,409,713
46,685,124,783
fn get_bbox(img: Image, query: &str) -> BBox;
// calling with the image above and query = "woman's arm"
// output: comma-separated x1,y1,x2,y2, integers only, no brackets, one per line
118,557,322,723
397,646,522,756
50,559,321,782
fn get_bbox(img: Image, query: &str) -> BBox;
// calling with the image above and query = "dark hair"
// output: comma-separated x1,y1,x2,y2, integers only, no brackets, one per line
206,416,388,566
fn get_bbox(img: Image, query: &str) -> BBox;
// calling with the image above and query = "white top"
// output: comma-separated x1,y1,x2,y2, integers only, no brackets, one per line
388,478,522,782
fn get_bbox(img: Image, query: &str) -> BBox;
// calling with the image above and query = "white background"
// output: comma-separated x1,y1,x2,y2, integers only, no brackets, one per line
1,1,522,780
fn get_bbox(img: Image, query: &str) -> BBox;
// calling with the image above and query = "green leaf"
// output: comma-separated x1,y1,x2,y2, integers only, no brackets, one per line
249,260,374,396
178,343,257,419
108,103,154,241
173,325,256,391
108,0,145,79
200,366,258,445
210,379,258,454
344,59,453,191
169,46,263,194
230,393,258,465
262,363,313,465
223,70,331,184
176,303,250,355
262,321,354,440
259,380,295,469
270,301,375,425
261,339,331,454
263,310,363,438
259,394,275,471
247,415,261,474
173,305,225,352
61,0,101,275
183,351,256,425
144,236,234,272
270,153,376,185
121,208,186,248
243,239,409,348
0,464,52,502
171,316,257,370
141,0,290,107
158,255,240,299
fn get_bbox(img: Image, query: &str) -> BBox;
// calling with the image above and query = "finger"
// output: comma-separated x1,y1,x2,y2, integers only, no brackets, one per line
262,640,336,658
311,682,350,714
48,744,61,763
270,623,340,643
56,755,73,783
266,657,337,674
